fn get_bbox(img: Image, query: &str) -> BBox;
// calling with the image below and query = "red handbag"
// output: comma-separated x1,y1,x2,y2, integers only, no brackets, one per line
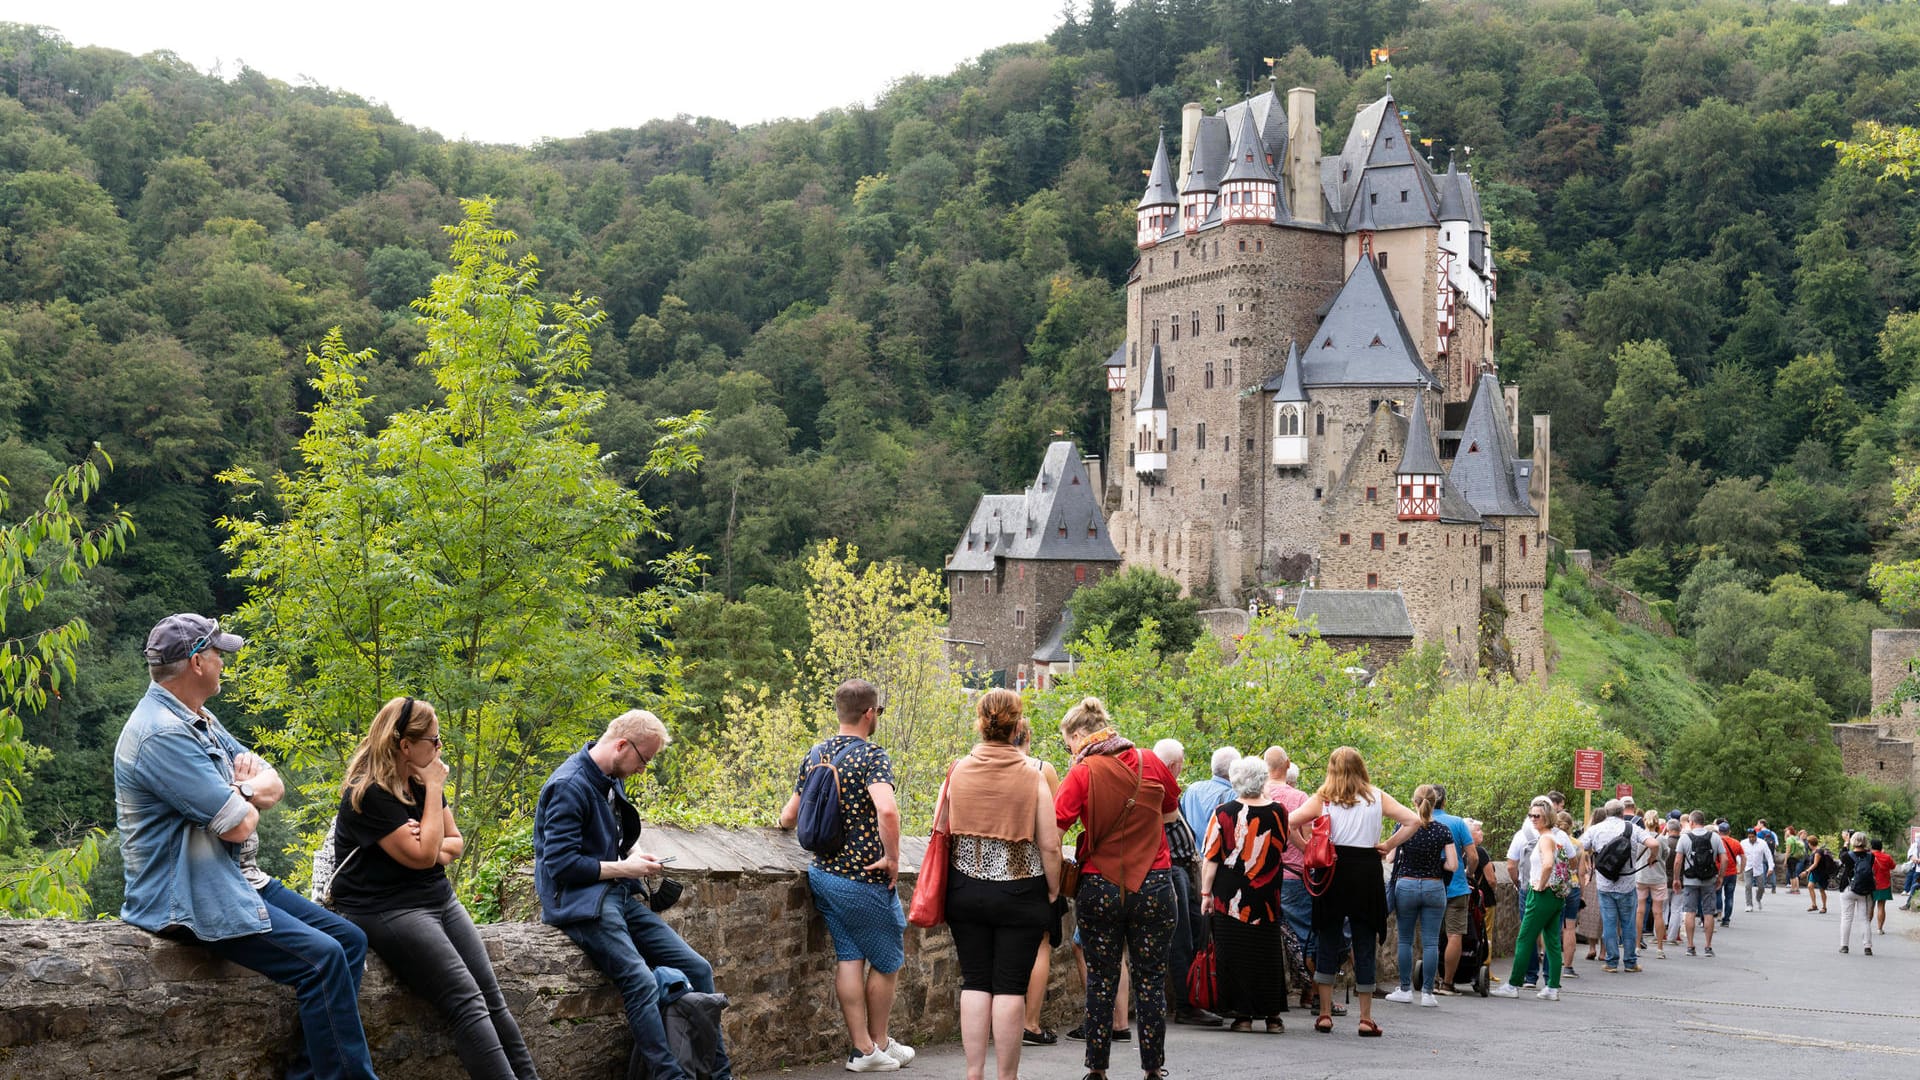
1303,814,1336,897
907,768,953,928
1185,939,1219,1012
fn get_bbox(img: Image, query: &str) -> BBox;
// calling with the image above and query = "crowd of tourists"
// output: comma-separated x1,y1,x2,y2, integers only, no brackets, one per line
112,610,1914,1080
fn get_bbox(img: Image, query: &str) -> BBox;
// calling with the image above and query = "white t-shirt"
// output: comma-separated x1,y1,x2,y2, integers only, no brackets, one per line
1508,822,1540,887
1581,817,1650,893
1327,788,1384,847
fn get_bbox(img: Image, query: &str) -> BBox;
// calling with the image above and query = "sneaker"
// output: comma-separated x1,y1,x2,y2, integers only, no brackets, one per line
1021,1029,1056,1046
847,1048,902,1072
1656,949,1666,960
1625,963,1643,973
1384,988,1414,1004
1744,905,1753,912
1420,993,1440,1007
1065,1025,1087,1041
1537,987,1560,1001
1840,946,1849,954
1686,947,1697,956
881,1039,915,1066
1520,980,1539,990
1704,947,1715,957
1489,983,1519,998
1601,965,1619,974
1865,946,1874,956
1562,966,1580,979
1175,1007,1225,1027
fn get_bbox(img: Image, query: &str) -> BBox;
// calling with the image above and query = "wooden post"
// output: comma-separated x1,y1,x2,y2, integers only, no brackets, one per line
1582,790,1593,832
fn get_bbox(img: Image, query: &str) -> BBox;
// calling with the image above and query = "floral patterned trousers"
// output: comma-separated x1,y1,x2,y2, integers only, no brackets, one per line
1077,868,1176,1074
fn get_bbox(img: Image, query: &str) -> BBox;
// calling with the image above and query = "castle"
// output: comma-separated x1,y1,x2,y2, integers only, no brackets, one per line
951,83,1551,680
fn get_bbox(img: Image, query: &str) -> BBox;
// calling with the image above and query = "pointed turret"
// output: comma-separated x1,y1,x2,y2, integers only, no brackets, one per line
1222,106,1284,225
1265,342,1309,467
1435,158,1470,223
1396,392,1442,520
1136,133,1178,249
1180,114,1227,234
1133,345,1169,478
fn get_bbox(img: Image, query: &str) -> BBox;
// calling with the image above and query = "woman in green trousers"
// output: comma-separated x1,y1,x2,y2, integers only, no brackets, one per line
1491,797,1572,1001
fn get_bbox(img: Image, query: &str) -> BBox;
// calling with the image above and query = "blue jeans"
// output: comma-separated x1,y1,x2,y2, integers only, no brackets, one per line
562,887,733,1080
1597,889,1636,968
194,879,375,1080
1280,874,1313,956
1393,878,1444,993
1906,864,1918,894
1720,876,1737,922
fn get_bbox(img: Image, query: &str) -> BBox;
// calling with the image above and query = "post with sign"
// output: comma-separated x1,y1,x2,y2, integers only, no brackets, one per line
1574,749,1605,838
1615,783,1633,800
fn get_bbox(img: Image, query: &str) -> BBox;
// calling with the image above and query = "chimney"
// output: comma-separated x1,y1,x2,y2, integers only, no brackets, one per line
1530,414,1552,541
1503,383,1520,448
1285,87,1323,224
1179,102,1202,191
1082,454,1104,498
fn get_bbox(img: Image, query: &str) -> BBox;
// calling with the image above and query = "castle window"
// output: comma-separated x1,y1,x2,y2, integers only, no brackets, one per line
1377,251,1388,269
1224,359,1232,384
1256,239,1263,252
1204,363,1215,389
967,538,975,550
1481,545,1493,564
1216,305,1226,331
1366,486,1378,502
1200,478,1206,490
1400,189,1408,202
1018,563,1026,580
1385,136,1394,148
1371,533,1385,550
1152,319,1160,344
1378,449,1389,464
1446,534,1451,546
1398,532,1408,546
1088,524,1097,537
1191,310,1201,336
1314,487,1323,500
1197,422,1207,449
1167,367,1176,391
1148,257,1154,273
1173,251,1180,269
1367,573,1379,588
1339,533,1351,546
1239,239,1247,252
1075,564,1087,583
956,578,963,594
1456,626,1461,641
1316,412,1325,436
983,577,992,595
1171,427,1179,451
1057,524,1068,538
1246,436,1254,450
1171,317,1181,342
1015,608,1026,629
1342,165,1350,182
1369,191,1378,205
1520,534,1528,557
1521,592,1528,612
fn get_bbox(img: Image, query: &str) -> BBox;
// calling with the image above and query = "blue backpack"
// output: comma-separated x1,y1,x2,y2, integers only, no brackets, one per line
795,740,860,855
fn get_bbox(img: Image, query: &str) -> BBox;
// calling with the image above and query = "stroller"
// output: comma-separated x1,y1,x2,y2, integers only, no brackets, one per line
1411,881,1493,996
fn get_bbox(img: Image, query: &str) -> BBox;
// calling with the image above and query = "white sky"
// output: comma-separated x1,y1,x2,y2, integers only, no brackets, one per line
12,1,1064,145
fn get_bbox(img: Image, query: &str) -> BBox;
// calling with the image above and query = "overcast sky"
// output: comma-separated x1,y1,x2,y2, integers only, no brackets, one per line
12,1,1065,145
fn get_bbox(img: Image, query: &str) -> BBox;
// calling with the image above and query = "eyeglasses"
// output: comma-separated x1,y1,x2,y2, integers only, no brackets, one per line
870,704,886,717
187,622,221,658
628,741,654,771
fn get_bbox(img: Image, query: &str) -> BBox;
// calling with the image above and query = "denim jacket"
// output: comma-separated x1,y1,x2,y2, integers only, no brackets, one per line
114,683,267,940
533,742,642,926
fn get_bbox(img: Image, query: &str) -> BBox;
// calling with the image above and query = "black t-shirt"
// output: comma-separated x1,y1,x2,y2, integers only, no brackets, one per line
1394,820,1453,880
331,778,454,914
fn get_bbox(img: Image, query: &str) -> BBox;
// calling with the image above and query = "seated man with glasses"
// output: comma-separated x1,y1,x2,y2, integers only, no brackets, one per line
534,709,730,1080
115,614,378,1080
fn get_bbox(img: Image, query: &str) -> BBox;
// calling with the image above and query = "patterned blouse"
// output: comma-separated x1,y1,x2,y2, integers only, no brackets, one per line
1203,800,1287,924
952,835,1046,881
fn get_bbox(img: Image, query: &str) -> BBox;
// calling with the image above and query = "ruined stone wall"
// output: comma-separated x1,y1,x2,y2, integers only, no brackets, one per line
1870,629,1920,712
1487,515,1547,680
1831,722,1917,789
0,827,1085,1079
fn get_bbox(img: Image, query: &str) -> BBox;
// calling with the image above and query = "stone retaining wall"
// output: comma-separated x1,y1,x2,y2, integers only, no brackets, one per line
1,827,1536,1078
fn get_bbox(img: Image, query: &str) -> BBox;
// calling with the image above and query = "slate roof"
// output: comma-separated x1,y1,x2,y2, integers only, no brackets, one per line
1299,259,1441,390
1293,589,1415,639
1182,115,1230,194
1138,134,1178,209
1223,106,1280,184
1136,344,1168,412
1448,371,1536,518
1262,341,1307,400
1032,610,1076,664
949,442,1121,572
1328,403,1479,525
1436,159,1471,221
1396,391,1443,475
1220,89,1290,175
1106,342,1127,369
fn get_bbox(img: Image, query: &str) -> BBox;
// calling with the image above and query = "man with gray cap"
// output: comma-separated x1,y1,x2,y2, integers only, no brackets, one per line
115,614,377,1079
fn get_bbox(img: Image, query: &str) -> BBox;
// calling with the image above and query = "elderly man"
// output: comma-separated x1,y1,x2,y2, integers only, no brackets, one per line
1152,739,1222,1027
537,709,732,1080
115,614,377,1080
1261,747,1314,961
1179,746,1240,847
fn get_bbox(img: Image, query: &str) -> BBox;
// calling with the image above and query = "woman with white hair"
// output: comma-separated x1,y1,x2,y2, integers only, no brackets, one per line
1199,756,1290,1032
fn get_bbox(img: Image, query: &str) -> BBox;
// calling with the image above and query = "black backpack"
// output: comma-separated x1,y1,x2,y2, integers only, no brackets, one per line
1594,822,1638,881
794,739,860,855
1683,832,1719,881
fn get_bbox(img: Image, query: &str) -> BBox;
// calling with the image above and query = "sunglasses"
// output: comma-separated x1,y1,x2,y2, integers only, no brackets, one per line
187,621,222,658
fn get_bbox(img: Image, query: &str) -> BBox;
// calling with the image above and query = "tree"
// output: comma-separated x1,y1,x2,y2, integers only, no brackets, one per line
1066,565,1203,655
1662,672,1848,831
218,200,705,888
1603,340,1691,498
0,450,134,916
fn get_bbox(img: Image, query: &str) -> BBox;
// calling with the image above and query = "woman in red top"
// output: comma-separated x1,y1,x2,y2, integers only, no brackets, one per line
1871,838,1897,934
1054,697,1181,1080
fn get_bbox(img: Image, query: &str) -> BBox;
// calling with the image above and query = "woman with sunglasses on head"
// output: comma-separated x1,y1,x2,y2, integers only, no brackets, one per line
332,696,541,1080
1490,798,1571,1001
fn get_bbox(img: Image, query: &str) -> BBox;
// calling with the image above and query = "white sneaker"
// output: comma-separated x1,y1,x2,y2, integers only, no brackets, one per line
1384,988,1414,1003
1537,987,1559,1001
1489,983,1519,998
1420,993,1440,1007
881,1039,915,1067
847,1048,901,1072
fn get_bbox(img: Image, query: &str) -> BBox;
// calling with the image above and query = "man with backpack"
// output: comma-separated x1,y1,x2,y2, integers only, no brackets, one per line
778,679,912,1073
1580,799,1659,973
1673,811,1725,957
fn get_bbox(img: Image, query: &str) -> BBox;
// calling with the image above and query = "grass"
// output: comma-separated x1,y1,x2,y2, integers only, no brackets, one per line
1545,568,1718,758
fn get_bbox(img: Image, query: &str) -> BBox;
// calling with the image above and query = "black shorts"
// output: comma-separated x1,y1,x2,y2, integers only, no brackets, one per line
947,871,1050,995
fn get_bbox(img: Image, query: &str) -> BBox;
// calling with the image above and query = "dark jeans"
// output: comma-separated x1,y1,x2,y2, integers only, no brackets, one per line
1078,869,1176,1074
348,894,540,1080
1166,862,1202,1011
562,887,732,1080
1720,876,1738,922
194,879,375,1080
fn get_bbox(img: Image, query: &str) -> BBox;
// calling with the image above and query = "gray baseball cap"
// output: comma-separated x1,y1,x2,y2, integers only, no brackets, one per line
144,614,245,665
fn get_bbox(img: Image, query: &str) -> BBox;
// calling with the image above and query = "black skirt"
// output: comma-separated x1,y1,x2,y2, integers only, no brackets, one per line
1311,845,1388,942
1209,912,1288,1018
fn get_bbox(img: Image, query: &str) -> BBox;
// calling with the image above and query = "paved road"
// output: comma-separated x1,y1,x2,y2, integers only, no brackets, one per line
756,891,1920,1079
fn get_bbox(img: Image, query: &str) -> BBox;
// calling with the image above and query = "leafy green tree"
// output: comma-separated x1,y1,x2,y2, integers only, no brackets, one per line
363,245,441,311
217,200,705,886
1662,672,1848,831
1690,476,1789,577
1603,340,1691,498
1066,565,1202,655
1691,574,1886,715
0,450,134,916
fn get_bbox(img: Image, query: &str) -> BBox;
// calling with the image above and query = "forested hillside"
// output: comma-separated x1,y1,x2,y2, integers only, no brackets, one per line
4,0,1920,908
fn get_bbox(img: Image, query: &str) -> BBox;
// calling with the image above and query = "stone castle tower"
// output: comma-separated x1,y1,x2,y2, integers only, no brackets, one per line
1100,84,1551,676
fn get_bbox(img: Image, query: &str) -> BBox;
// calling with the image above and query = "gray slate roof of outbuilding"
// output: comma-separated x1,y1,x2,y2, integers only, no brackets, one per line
1032,610,1076,664
1293,589,1415,639
1448,371,1536,518
948,442,1121,572
1300,259,1441,390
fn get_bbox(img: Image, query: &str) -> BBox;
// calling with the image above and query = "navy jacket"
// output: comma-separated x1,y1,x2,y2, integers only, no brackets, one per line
534,742,642,926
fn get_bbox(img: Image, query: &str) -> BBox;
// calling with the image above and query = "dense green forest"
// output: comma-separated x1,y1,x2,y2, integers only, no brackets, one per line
4,0,1920,911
